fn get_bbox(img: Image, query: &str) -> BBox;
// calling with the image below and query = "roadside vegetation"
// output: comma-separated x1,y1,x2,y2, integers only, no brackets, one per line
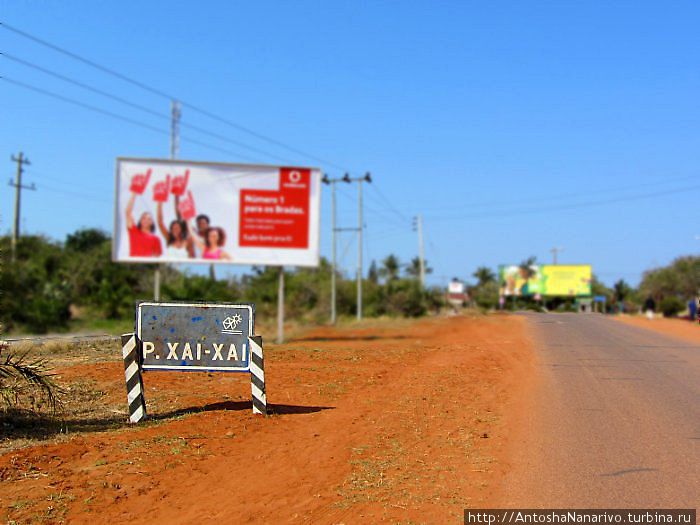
0,230,444,335
3,231,698,336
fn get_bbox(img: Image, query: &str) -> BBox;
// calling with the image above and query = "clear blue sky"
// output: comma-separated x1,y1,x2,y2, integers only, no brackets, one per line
2,1,699,287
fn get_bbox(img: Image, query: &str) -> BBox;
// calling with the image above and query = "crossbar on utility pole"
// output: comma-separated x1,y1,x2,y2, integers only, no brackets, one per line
9,152,34,262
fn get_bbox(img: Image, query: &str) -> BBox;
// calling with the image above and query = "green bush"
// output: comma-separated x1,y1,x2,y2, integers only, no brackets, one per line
1,236,71,333
659,296,684,318
472,281,499,309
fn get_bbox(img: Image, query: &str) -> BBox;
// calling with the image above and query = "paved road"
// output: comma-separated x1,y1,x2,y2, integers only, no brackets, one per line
502,314,699,507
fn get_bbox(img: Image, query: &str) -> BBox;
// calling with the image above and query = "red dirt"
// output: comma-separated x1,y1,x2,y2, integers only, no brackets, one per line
615,315,700,345
1,314,535,524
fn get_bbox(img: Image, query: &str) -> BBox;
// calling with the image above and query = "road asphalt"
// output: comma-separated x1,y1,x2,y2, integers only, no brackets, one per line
501,313,699,508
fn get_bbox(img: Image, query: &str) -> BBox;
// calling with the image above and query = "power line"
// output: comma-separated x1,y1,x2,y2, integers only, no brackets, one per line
1,21,349,171
425,183,700,221
368,182,409,223
335,184,407,228
1,52,295,164
24,169,106,193
414,174,699,213
38,183,112,203
1,75,261,163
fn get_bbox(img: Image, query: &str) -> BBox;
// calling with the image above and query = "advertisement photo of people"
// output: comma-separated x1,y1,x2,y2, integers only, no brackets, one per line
113,158,321,266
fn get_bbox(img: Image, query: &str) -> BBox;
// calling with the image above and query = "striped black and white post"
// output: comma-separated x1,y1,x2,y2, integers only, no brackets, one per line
248,335,267,415
122,333,147,423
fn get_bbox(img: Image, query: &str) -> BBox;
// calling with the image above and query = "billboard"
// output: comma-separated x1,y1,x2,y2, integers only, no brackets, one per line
113,158,321,266
499,264,592,297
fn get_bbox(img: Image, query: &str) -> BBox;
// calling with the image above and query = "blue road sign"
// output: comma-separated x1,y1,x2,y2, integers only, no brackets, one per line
137,302,254,372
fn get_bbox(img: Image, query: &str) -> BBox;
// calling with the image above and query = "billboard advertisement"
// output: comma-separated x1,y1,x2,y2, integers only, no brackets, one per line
499,264,592,297
113,158,321,266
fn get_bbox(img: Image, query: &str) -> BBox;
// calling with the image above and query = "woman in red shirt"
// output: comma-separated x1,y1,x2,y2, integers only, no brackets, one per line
125,192,162,257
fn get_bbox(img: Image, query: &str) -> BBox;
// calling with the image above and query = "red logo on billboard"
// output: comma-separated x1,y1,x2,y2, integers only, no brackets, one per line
239,168,311,249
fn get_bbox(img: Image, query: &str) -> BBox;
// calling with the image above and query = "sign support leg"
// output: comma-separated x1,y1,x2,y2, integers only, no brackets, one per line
122,333,146,423
249,336,267,415
277,266,284,344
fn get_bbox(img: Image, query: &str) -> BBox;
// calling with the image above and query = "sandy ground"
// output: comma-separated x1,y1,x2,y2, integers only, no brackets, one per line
0,314,535,524
615,314,700,345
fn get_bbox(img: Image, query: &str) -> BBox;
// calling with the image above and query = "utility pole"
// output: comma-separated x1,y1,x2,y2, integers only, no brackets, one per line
413,214,425,287
154,99,181,301
170,99,181,159
322,173,350,324
352,173,371,320
322,172,371,322
550,247,563,265
9,152,34,261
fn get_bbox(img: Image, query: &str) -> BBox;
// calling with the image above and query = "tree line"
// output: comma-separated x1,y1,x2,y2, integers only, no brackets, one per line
0,229,443,334
3,230,698,334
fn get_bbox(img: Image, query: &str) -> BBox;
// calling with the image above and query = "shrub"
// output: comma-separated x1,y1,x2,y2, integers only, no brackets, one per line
659,296,684,318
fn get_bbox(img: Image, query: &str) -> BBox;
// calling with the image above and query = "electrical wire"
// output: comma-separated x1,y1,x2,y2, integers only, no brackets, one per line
1,21,349,171
35,182,112,203
368,182,409,223
424,184,700,221
414,174,700,213
1,75,262,163
24,169,107,194
1,52,293,164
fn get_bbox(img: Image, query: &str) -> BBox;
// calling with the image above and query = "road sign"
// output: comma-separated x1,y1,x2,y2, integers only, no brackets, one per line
137,302,254,371
122,301,267,422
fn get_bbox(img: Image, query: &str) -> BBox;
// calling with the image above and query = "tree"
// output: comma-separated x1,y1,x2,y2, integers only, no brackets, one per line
639,256,700,303
379,254,401,283
473,266,496,287
368,260,379,284
0,235,72,333
405,257,433,278
65,228,109,252
613,279,632,302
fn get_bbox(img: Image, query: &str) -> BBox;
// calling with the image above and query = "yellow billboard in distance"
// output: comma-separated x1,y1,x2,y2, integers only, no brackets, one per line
499,264,592,297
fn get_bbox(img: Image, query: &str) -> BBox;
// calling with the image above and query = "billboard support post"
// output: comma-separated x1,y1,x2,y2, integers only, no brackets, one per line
154,268,161,301
277,266,285,344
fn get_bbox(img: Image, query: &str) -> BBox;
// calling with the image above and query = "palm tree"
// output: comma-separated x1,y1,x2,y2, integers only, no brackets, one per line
379,254,401,283
405,257,433,278
473,266,496,287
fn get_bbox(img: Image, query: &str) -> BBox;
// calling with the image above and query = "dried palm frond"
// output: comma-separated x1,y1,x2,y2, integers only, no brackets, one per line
0,341,63,413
